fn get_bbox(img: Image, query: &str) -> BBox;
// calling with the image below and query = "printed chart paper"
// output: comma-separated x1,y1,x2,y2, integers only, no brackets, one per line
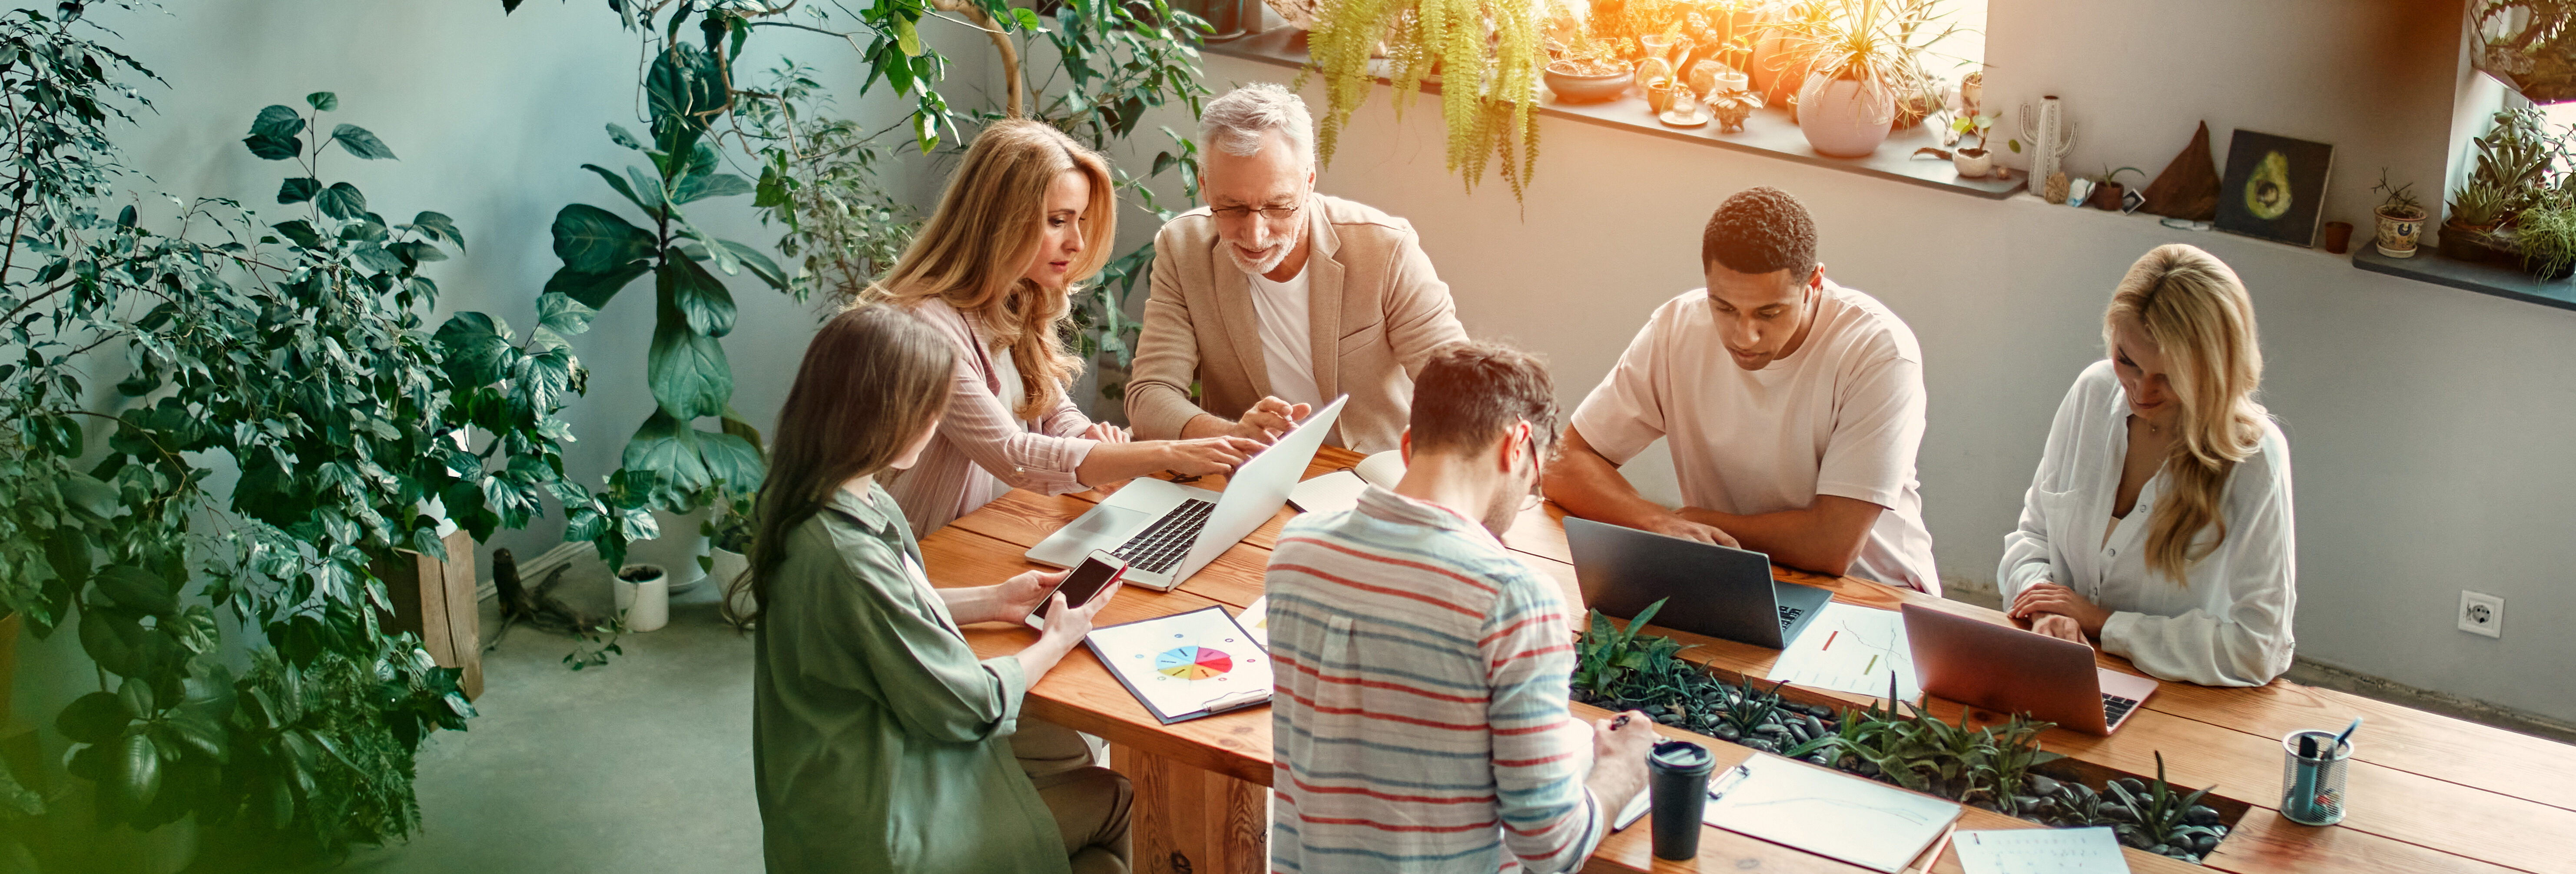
1704,754,1961,873
1951,827,2128,874
1084,606,1273,724
1766,601,1920,702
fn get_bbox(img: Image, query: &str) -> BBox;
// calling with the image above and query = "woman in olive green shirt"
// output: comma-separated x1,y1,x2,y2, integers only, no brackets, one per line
733,304,1129,874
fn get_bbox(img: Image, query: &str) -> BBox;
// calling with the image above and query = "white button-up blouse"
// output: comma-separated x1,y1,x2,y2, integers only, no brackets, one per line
1999,360,2297,687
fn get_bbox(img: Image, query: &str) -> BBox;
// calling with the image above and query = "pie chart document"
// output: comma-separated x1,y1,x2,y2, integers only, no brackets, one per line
1083,605,1274,724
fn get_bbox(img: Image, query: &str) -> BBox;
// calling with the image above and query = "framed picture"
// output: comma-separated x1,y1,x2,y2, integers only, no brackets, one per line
2215,130,2335,247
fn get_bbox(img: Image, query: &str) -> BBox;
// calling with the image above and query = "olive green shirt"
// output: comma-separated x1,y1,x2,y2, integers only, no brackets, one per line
753,481,1070,873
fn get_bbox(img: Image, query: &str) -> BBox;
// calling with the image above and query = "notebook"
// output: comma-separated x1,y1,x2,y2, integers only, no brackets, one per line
1703,754,1963,873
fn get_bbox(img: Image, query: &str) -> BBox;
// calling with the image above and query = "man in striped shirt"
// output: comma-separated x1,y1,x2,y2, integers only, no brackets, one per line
1266,340,1655,874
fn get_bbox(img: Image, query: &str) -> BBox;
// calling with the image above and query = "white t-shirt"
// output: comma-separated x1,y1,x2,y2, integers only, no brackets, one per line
1246,263,1326,412
1570,282,1939,593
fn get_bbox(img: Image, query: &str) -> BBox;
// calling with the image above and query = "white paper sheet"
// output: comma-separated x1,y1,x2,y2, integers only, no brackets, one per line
1704,754,1962,874
1951,827,2129,874
1766,601,1921,702
1287,470,1369,515
1237,595,1270,648
1086,607,1273,720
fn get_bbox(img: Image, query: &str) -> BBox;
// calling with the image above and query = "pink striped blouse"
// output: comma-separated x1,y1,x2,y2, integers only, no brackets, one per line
883,297,1099,538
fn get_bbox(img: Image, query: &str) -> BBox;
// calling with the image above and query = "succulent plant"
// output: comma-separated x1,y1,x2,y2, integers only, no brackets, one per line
2102,751,2225,862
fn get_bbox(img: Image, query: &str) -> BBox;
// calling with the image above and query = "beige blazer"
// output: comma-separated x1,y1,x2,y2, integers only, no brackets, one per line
1124,194,1468,453
882,297,1097,538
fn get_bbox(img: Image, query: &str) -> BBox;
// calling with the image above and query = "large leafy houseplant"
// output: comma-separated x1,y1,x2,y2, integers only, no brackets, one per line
521,0,1217,579
1,8,590,863
1307,0,1546,199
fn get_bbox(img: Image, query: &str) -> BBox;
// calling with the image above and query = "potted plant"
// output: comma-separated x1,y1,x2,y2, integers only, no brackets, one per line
1783,0,1964,158
1948,110,1998,178
2372,169,2429,259
2443,181,2513,263
702,498,756,598
2087,166,2145,212
1748,0,1830,104
2515,197,2576,279
616,564,673,632
1545,28,1637,103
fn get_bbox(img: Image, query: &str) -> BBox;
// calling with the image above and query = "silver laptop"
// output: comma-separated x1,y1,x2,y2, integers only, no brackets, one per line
1901,603,2161,735
1026,395,1348,591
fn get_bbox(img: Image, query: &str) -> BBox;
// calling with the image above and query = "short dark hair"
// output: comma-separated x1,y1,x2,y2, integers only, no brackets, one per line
1702,186,1818,276
1408,340,1558,458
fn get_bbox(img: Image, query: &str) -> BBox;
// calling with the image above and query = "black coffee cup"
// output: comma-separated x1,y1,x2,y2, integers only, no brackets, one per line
1648,740,1714,861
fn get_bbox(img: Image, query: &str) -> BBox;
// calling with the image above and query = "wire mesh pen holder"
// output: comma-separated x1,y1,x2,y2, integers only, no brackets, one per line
2280,729,2354,825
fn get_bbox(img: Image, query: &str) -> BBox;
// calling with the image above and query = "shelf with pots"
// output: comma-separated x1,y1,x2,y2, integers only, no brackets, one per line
1205,3,2023,200
2349,108,2576,313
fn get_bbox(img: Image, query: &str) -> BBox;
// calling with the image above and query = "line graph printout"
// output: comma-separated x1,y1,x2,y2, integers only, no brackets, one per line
1765,601,1920,702
1951,827,2128,874
1704,754,1962,873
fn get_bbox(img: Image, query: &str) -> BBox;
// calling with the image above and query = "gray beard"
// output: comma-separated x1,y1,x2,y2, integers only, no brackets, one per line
1226,235,1292,277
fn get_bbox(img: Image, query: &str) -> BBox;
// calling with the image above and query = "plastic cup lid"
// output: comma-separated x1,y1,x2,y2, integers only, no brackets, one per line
1650,740,1713,772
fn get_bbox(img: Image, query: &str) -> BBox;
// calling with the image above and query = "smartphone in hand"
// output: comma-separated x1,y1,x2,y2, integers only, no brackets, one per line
1024,550,1128,630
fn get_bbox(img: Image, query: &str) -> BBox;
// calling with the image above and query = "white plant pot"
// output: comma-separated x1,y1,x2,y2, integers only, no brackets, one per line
1796,73,1896,158
616,564,670,632
709,547,750,616
1953,148,1993,179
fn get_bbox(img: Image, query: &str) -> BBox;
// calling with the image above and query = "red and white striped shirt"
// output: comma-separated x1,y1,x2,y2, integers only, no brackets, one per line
1266,485,1602,874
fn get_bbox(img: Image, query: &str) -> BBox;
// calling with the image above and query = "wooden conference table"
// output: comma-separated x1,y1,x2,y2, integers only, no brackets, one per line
928,446,2576,874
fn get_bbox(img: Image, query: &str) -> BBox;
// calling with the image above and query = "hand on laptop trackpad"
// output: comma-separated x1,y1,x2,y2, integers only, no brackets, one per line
1069,504,1147,538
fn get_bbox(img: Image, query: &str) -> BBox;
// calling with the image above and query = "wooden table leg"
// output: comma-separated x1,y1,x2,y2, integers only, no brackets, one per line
1111,742,1267,874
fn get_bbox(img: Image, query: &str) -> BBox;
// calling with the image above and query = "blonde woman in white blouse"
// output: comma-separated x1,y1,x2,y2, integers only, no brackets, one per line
2001,244,2296,687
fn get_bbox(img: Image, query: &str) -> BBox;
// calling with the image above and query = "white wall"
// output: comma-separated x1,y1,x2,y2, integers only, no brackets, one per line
73,0,992,566
1197,0,2576,723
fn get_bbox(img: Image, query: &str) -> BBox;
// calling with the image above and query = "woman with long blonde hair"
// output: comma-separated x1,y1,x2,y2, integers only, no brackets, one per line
740,305,1133,874
2000,244,2297,686
875,120,1264,537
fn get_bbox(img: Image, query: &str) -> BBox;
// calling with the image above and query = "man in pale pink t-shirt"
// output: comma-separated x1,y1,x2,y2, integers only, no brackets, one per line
1543,186,1939,593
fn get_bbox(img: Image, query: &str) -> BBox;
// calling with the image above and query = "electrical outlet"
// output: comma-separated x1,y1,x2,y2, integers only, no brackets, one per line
2458,590,2504,638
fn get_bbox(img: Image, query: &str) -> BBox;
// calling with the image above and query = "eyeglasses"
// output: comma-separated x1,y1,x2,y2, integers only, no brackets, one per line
1209,202,1303,223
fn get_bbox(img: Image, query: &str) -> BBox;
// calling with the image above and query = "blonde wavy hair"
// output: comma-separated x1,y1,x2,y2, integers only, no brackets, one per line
2105,244,2268,583
867,120,1116,419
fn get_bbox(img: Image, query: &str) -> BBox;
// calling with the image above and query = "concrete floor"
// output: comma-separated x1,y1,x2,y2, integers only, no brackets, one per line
341,558,762,874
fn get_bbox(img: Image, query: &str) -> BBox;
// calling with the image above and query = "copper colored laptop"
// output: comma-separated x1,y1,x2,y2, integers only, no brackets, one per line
1900,603,2161,736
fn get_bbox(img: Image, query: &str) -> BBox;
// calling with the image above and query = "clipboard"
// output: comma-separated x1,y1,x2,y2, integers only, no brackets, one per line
1082,606,1275,724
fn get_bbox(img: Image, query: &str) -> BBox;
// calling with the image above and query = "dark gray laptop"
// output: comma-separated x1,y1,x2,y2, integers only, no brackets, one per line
1564,516,1833,649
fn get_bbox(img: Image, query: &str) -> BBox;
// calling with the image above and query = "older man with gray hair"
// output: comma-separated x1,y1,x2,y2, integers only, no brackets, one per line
1124,83,1468,452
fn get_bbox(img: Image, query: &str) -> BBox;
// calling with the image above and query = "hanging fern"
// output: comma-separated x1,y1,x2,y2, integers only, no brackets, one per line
1309,0,1544,199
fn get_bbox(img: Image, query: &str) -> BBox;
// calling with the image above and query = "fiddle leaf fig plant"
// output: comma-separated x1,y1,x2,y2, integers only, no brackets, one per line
544,40,784,574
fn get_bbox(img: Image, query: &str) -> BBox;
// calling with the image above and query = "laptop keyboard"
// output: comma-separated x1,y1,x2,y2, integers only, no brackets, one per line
1113,499,1217,573
2102,694,2141,727
1776,604,1807,630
